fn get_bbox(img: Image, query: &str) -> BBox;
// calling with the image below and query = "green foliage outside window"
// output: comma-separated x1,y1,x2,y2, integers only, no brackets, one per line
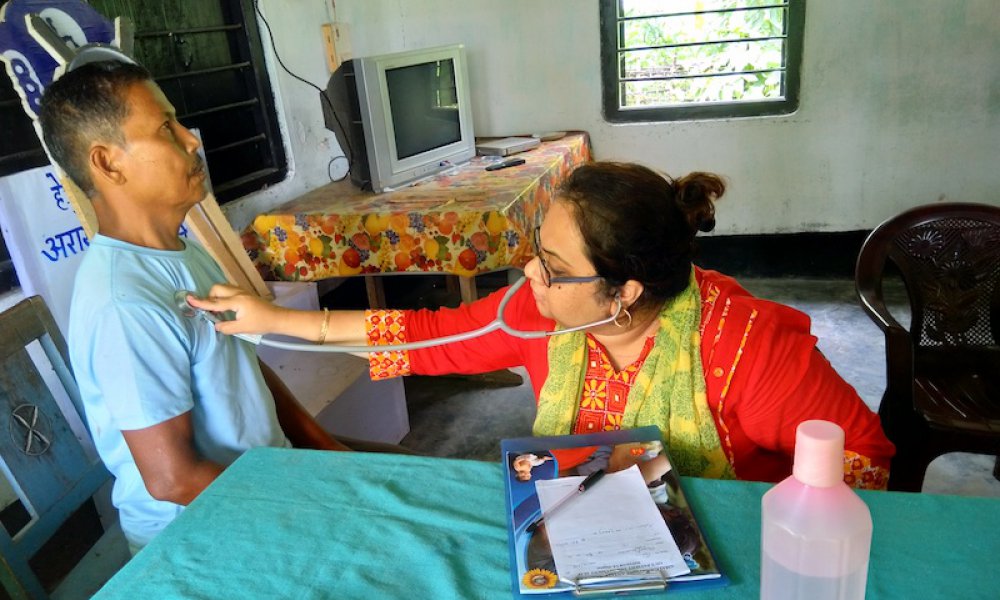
602,0,805,121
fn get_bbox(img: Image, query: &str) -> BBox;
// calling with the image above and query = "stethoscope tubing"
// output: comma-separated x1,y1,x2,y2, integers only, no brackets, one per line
224,277,622,353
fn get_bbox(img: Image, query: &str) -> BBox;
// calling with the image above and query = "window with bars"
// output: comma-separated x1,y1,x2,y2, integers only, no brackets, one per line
0,59,49,178
600,0,805,122
90,0,287,201
0,60,44,291
0,0,288,292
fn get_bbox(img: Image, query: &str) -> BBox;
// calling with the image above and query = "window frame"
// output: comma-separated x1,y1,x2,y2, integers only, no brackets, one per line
600,0,806,123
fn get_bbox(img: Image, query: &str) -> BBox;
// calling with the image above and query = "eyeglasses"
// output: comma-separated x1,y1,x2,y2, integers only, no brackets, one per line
533,226,603,288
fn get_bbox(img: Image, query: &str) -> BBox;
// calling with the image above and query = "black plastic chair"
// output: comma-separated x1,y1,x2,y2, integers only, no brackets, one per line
856,202,1000,492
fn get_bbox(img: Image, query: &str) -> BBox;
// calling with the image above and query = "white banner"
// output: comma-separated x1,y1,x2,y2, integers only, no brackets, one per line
0,165,87,333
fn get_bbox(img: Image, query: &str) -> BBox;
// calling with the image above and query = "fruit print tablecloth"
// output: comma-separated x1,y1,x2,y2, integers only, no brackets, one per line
242,132,591,281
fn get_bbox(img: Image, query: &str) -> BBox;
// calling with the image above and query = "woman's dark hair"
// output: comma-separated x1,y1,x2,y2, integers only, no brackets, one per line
39,61,153,197
557,161,725,312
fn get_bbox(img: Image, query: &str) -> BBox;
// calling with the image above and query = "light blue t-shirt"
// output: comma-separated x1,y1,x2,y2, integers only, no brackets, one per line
68,235,289,548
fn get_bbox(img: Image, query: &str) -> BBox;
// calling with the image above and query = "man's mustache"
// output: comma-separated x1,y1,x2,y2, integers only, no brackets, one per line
190,157,205,176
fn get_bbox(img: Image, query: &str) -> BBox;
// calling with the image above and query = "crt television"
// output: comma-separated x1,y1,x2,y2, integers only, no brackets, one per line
321,44,476,192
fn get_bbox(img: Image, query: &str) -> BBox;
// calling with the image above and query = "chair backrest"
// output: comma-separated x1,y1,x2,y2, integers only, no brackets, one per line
0,296,110,600
857,203,1000,360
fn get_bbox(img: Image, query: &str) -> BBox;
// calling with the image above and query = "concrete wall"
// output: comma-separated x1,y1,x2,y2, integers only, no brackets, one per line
222,0,346,230
225,0,1000,235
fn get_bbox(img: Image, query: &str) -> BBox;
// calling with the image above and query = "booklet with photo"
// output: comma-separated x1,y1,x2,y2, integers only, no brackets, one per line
501,426,729,598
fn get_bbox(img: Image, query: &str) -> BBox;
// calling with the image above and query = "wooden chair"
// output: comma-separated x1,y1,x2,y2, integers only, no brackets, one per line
0,296,128,599
856,202,1000,492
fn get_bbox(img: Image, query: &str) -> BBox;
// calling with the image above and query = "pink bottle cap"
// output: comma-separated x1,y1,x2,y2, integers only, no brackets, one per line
792,420,845,488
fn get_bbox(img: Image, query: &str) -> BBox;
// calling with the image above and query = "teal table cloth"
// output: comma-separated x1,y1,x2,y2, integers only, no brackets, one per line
95,447,1000,599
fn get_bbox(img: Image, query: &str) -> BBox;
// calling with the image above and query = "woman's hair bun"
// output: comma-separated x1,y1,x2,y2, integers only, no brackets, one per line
672,172,725,234
696,216,716,233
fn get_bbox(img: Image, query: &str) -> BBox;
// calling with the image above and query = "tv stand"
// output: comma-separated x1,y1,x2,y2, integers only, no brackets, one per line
243,132,591,306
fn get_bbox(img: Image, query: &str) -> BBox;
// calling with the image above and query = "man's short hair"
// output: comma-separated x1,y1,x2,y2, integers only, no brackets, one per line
39,61,152,197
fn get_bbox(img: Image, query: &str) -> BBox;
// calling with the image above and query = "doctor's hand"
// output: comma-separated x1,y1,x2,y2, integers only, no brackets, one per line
187,285,369,345
186,284,287,337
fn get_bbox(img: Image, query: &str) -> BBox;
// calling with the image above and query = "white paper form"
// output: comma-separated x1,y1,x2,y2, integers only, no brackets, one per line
534,465,691,583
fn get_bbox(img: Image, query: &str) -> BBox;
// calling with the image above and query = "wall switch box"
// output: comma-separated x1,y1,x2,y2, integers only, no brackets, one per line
321,22,352,71
321,23,339,72
331,21,352,65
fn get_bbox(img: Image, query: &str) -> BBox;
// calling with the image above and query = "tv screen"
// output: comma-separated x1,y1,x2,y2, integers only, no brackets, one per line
386,59,462,160
321,44,475,192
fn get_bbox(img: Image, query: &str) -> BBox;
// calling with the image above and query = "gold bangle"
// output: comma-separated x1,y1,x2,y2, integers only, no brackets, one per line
317,308,330,345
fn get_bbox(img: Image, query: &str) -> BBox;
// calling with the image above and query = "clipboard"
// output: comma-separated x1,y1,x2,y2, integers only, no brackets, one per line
501,426,730,598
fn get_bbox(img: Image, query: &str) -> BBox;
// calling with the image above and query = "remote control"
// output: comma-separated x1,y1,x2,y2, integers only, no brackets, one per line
485,157,526,172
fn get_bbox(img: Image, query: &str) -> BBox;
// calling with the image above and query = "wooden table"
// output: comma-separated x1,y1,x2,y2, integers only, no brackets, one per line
95,447,1000,599
242,133,591,306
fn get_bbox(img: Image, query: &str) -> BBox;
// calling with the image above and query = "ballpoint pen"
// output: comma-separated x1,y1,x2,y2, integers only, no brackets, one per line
527,469,606,533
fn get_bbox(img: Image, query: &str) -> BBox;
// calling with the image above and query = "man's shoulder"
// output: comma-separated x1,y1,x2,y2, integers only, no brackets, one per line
73,249,172,305
69,249,182,341
74,237,145,282
71,248,117,312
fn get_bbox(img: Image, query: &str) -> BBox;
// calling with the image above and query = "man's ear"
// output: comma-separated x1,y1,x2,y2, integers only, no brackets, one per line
89,143,126,188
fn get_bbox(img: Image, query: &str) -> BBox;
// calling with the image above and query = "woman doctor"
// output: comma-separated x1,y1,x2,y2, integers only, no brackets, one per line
189,161,894,489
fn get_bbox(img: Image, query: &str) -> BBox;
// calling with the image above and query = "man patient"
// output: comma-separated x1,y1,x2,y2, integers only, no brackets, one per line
39,57,353,552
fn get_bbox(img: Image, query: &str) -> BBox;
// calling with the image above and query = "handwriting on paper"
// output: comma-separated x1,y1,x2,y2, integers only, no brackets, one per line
535,465,690,582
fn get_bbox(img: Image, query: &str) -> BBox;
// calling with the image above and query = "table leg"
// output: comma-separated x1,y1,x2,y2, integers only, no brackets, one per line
365,276,387,309
453,272,521,386
458,275,477,305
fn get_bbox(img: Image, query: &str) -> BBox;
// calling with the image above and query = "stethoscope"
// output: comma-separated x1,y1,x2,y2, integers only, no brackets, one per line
177,277,623,353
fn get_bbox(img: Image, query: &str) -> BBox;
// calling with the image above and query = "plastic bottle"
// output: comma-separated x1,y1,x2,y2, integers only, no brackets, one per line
760,420,873,600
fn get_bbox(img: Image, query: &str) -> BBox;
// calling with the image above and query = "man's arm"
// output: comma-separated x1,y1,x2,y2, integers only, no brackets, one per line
120,361,348,507
259,359,352,451
122,412,224,505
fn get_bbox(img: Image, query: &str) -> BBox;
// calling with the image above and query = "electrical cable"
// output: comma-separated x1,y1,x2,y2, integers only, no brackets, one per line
251,0,352,182
327,155,350,181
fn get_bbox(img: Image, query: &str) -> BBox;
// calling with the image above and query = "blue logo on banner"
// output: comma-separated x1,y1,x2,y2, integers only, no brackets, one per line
0,0,115,119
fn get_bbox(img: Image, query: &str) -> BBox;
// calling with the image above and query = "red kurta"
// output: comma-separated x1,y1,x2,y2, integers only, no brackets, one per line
367,268,894,487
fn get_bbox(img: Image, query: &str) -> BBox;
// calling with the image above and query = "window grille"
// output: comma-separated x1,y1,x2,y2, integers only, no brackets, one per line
600,0,805,122
93,0,288,201
0,59,48,178
0,64,44,291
